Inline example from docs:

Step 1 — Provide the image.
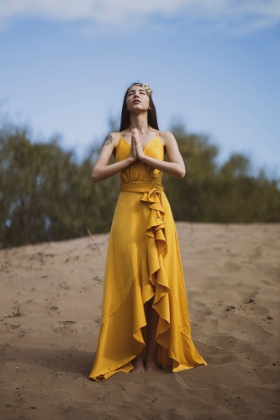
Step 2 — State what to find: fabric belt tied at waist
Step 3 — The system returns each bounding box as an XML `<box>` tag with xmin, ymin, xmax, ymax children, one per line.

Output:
<box><xmin>120</xmin><ymin>181</ymin><xmax>163</xmax><ymax>195</ymax></box>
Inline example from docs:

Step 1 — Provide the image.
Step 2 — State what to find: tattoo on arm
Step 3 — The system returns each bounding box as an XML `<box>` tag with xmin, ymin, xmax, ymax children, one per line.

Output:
<box><xmin>102</xmin><ymin>134</ymin><xmax>113</xmax><ymax>147</ymax></box>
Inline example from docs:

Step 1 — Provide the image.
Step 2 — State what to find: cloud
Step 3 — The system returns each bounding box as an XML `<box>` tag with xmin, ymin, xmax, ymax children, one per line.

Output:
<box><xmin>0</xmin><ymin>0</ymin><xmax>279</xmax><ymax>34</ymax></box>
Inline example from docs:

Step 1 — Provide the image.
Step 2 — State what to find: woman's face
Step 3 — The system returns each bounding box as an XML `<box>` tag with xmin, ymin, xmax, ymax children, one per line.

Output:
<box><xmin>126</xmin><ymin>84</ymin><xmax>150</xmax><ymax>113</ymax></box>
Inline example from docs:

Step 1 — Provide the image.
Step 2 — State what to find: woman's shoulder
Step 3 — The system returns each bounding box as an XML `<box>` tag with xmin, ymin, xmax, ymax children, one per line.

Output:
<box><xmin>158</xmin><ymin>130</ymin><xmax>176</xmax><ymax>145</ymax></box>
<box><xmin>159</xmin><ymin>130</ymin><xmax>173</xmax><ymax>137</ymax></box>
<box><xmin>110</xmin><ymin>132</ymin><xmax>122</xmax><ymax>139</ymax></box>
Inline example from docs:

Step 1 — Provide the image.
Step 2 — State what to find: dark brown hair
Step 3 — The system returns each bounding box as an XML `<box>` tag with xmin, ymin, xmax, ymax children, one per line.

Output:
<box><xmin>119</xmin><ymin>83</ymin><xmax>159</xmax><ymax>132</ymax></box>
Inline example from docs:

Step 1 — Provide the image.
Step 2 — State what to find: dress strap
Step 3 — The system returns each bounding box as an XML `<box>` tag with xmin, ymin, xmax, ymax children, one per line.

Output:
<box><xmin>157</xmin><ymin>130</ymin><xmax>160</xmax><ymax>137</ymax></box>
<box><xmin>120</xmin><ymin>132</ymin><xmax>123</xmax><ymax>138</ymax></box>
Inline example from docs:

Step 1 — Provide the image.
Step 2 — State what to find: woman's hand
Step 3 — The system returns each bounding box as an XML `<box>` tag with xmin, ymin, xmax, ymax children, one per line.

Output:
<box><xmin>131</xmin><ymin>128</ymin><xmax>145</xmax><ymax>161</ymax></box>
<box><xmin>130</xmin><ymin>129</ymin><xmax>138</xmax><ymax>162</ymax></box>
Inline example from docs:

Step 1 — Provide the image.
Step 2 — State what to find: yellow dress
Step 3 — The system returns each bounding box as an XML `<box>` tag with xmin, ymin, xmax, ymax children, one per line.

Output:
<box><xmin>89</xmin><ymin>133</ymin><xmax>207</xmax><ymax>380</ymax></box>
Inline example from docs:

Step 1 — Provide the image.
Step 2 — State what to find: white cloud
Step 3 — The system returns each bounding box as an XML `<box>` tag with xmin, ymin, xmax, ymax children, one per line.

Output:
<box><xmin>0</xmin><ymin>0</ymin><xmax>279</xmax><ymax>33</ymax></box>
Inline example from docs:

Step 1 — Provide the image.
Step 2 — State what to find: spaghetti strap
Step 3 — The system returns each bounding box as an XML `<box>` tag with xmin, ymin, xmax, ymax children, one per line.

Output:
<box><xmin>157</xmin><ymin>130</ymin><xmax>160</xmax><ymax>137</ymax></box>
<box><xmin>120</xmin><ymin>132</ymin><xmax>123</xmax><ymax>138</ymax></box>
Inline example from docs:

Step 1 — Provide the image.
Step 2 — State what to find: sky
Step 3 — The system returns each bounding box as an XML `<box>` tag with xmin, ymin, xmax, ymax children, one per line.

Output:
<box><xmin>0</xmin><ymin>0</ymin><xmax>280</xmax><ymax>176</ymax></box>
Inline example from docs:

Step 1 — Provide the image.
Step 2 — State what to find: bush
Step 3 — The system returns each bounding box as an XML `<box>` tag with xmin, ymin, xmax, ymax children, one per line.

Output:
<box><xmin>0</xmin><ymin>119</ymin><xmax>279</xmax><ymax>249</ymax></box>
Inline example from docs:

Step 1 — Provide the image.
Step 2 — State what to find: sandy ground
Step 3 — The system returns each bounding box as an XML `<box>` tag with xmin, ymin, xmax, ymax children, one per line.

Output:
<box><xmin>0</xmin><ymin>223</ymin><xmax>279</xmax><ymax>420</ymax></box>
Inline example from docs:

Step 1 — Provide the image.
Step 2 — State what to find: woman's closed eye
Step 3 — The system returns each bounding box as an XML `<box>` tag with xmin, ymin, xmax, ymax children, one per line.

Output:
<box><xmin>128</xmin><ymin>90</ymin><xmax>146</xmax><ymax>96</ymax></box>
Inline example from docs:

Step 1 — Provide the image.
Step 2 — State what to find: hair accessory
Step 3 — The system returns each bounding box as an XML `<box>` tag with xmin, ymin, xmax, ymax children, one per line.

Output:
<box><xmin>141</xmin><ymin>83</ymin><xmax>153</xmax><ymax>95</ymax></box>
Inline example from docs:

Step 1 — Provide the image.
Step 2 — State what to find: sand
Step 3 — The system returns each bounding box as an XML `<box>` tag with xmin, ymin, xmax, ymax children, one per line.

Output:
<box><xmin>0</xmin><ymin>223</ymin><xmax>279</xmax><ymax>420</ymax></box>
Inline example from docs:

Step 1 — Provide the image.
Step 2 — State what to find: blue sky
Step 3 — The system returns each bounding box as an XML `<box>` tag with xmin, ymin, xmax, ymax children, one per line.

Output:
<box><xmin>0</xmin><ymin>0</ymin><xmax>279</xmax><ymax>176</ymax></box>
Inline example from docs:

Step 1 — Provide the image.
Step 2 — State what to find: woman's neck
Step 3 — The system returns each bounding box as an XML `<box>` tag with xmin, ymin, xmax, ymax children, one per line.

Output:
<box><xmin>128</xmin><ymin>113</ymin><xmax>149</xmax><ymax>134</ymax></box>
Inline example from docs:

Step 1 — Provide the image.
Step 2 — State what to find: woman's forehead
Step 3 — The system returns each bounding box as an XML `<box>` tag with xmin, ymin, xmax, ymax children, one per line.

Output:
<box><xmin>127</xmin><ymin>84</ymin><xmax>145</xmax><ymax>93</ymax></box>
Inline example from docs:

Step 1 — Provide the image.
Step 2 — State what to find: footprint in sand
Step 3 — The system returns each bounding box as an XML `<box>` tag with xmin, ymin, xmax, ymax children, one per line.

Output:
<box><xmin>58</xmin><ymin>282</ymin><xmax>70</xmax><ymax>290</ymax></box>
<box><xmin>213</xmin><ymin>335</ymin><xmax>238</xmax><ymax>349</ymax></box>
<box><xmin>18</xmin><ymin>328</ymin><xmax>33</xmax><ymax>338</ymax></box>
<box><xmin>250</xmin><ymin>246</ymin><xmax>262</xmax><ymax>260</ymax></box>
<box><xmin>95</xmin><ymin>317</ymin><xmax>102</xmax><ymax>325</ymax></box>
<box><xmin>224</xmin><ymin>262</ymin><xmax>241</xmax><ymax>271</ymax></box>
<box><xmin>80</xmin><ymin>285</ymin><xmax>93</xmax><ymax>292</ymax></box>
<box><xmin>92</xmin><ymin>276</ymin><xmax>103</xmax><ymax>286</ymax></box>
<box><xmin>53</xmin><ymin>321</ymin><xmax>77</xmax><ymax>334</ymax></box>
<box><xmin>241</xmin><ymin>297</ymin><xmax>268</xmax><ymax>316</ymax></box>
<box><xmin>225</xmin><ymin>305</ymin><xmax>236</xmax><ymax>312</ymax></box>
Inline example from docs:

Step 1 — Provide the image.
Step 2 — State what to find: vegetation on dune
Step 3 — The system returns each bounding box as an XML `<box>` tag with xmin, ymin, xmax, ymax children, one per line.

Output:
<box><xmin>165</xmin><ymin>124</ymin><xmax>280</xmax><ymax>223</ymax></box>
<box><xmin>0</xmin><ymin>119</ymin><xmax>279</xmax><ymax>248</ymax></box>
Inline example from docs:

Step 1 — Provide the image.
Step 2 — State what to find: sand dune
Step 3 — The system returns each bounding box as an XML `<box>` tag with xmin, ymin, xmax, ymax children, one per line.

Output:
<box><xmin>0</xmin><ymin>223</ymin><xmax>279</xmax><ymax>420</ymax></box>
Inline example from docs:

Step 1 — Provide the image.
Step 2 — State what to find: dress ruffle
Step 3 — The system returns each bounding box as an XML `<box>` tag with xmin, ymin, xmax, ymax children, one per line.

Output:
<box><xmin>122</xmin><ymin>182</ymin><xmax>171</xmax><ymax>343</ymax></box>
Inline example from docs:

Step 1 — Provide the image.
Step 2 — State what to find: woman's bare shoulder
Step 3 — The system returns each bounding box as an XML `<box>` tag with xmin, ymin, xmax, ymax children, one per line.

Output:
<box><xmin>159</xmin><ymin>131</ymin><xmax>176</xmax><ymax>146</ymax></box>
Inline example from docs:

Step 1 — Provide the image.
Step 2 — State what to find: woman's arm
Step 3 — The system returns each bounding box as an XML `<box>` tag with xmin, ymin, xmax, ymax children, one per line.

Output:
<box><xmin>133</xmin><ymin>130</ymin><xmax>186</xmax><ymax>178</ymax></box>
<box><xmin>91</xmin><ymin>133</ymin><xmax>137</xmax><ymax>183</ymax></box>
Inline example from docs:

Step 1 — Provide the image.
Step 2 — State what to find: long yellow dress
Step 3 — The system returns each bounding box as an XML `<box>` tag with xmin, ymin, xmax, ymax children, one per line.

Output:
<box><xmin>89</xmin><ymin>133</ymin><xmax>207</xmax><ymax>381</ymax></box>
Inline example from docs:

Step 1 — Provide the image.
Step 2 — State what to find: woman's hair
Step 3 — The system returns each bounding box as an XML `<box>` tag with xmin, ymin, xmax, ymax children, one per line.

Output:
<box><xmin>119</xmin><ymin>83</ymin><xmax>159</xmax><ymax>132</ymax></box>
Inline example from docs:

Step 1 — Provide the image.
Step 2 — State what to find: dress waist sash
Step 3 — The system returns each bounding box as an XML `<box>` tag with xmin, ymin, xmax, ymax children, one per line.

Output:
<box><xmin>120</xmin><ymin>181</ymin><xmax>164</xmax><ymax>195</ymax></box>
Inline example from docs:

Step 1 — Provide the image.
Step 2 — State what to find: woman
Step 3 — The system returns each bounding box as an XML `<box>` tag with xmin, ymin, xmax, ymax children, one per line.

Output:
<box><xmin>89</xmin><ymin>83</ymin><xmax>206</xmax><ymax>380</ymax></box>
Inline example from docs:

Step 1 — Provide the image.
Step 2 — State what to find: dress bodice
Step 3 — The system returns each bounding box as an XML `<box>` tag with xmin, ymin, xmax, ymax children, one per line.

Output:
<box><xmin>115</xmin><ymin>135</ymin><xmax>164</xmax><ymax>185</ymax></box>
